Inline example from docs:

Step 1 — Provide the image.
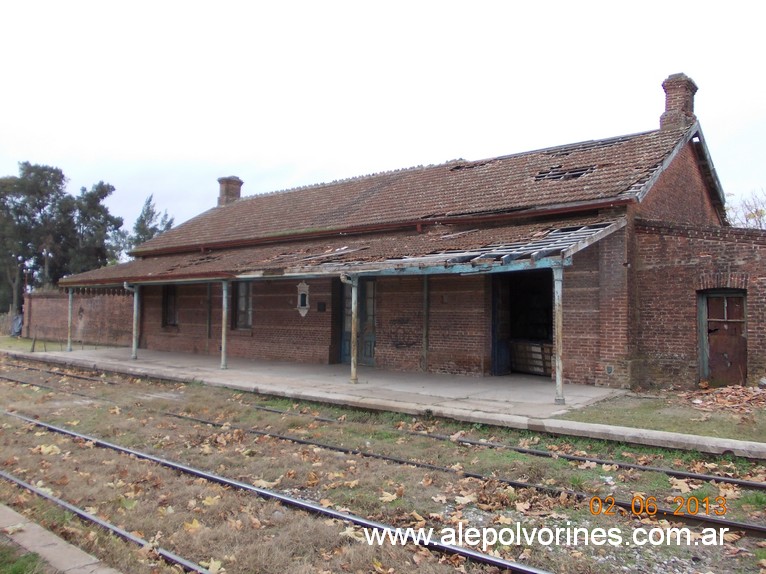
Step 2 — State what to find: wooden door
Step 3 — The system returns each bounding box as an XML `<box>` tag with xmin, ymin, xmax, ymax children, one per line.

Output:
<box><xmin>704</xmin><ymin>293</ymin><xmax>747</xmax><ymax>386</ymax></box>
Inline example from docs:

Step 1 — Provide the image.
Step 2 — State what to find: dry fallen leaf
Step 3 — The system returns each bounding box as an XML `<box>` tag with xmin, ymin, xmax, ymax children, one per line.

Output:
<box><xmin>33</xmin><ymin>444</ymin><xmax>61</xmax><ymax>456</ymax></box>
<box><xmin>252</xmin><ymin>477</ymin><xmax>282</xmax><ymax>489</ymax></box>
<box><xmin>379</xmin><ymin>492</ymin><xmax>398</xmax><ymax>503</ymax></box>
<box><xmin>515</xmin><ymin>501</ymin><xmax>531</xmax><ymax>513</ymax></box>
<box><xmin>200</xmin><ymin>558</ymin><xmax>225</xmax><ymax>574</ymax></box>
<box><xmin>183</xmin><ymin>518</ymin><xmax>203</xmax><ymax>534</ymax></box>
<box><xmin>1</xmin><ymin>523</ymin><xmax>25</xmax><ymax>535</ymax></box>
<box><xmin>669</xmin><ymin>477</ymin><xmax>696</xmax><ymax>493</ymax></box>
<box><xmin>454</xmin><ymin>494</ymin><xmax>476</xmax><ymax>505</ymax></box>
<box><xmin>339</xmin><ymin>525</ymin><xmax>365</xmax><ymax>541</ymax></box>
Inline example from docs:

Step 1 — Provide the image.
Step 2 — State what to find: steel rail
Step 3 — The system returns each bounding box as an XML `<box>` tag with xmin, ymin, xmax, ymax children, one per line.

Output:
<box><xmin>427</xmin><ymin>433</ymin><xmax>766</xmax><ymax>491</ymax></box>
<box><xmin>6</xmin><ymin>409</ymin><xmax>766</xmax><ymax>540</ymax></box>
<box><xmin>2</xmin><ymin>411</ymin><xmax>553</xmax><ymax>574</ymax></box>
<box><xmin>3</xmin><ymin>366</ymin><xmax>764</xmax><ymax>492</ymax></box>
<box><xmin>163</xmin><ymin>413</ymin><xmax>766</xmax><ymax>538</ymax></box>
<box><xmin>0</xmin><ymin>469</ymin><xmax>211</xmax><ymax>574</ymax></box>
<box><xmin>2</xmin><ymin>367</ymin><xmax>765</xmax><ymax>494</ymax></box>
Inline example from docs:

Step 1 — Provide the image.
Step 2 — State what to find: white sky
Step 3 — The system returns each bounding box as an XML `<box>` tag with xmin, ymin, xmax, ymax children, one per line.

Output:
<box><xmin>1</xmin><ymin>1</ymin><xmax>764</xmax><ymax>228</ymax></box>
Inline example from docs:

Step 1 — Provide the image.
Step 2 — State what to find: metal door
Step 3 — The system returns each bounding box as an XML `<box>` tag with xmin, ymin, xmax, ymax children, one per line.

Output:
<box><xmin>702</xmin><ymin>292</ymin><xmax>747</xmax><ymax>386</ymax></box>
<box><xmin>341</xmin><ymin>280</ymin><xmax>375</xmax><ymax>366</ymax></box>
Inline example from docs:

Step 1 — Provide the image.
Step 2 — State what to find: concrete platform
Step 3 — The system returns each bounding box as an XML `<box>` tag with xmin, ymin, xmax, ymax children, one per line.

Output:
<box><xmin>11</xmin><ymin>347</ymin><xmax>618</xmax><ymax>419</ymax></box>
<box><xmin>0</xmin><ymin>504</ymin><xmax>122</xmax><ymax>574</ymax></box>
<box><xmin>5</xmin><ymin>347</ymin><xmax>766</xmax><ymax>459</ymax></box>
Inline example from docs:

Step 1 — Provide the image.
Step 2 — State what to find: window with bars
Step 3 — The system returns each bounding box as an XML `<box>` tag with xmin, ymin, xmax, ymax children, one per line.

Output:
<box><xmin>232</xmin><ymin>281</ymin><xmax>253</xmax><ymax>329</ymax></box>
<box><xmin>162</xmin><ymin>285</ymin><xmax>178</xmax><ymax>327</ymax></box>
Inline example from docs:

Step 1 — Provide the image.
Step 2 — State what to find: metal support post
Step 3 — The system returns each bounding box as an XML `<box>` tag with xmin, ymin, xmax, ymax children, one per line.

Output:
<box><xmin>553</xmin><ymin>266</ymin><xmax>565</xmax><ymax>405</ymax></box>
<box><xmin>66</xmin><ymin>289</ymin><xmax>73</xmax><ymax>352</ymax></box>
<box><xmin>339</xmin><ymin>274</ymin><xmax>360</xmax><ymax>384</ymax></box>
<box><xmin>131</xmin><ymin>285</ymin><xmax>140</xmax><ymax>360</ymax></box>
<box><xmin>221</xmin><ymin>281</ymin><xmax>229</xmax><ymax>370</ymax></box>
<box><xmin>349</xmin><ymin>277</ymin><xmax>359</xmax><ymax>383</ymax></box>
<box><xmin>422</xmin><ymin>275</ymin><xmax>429</xmax><ymax>371</ymax></box>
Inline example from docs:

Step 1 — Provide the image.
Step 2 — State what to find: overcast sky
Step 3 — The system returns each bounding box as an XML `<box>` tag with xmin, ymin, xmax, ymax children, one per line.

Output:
<box><xmin>1</xmin><ymin>1</ymin><xmax>764</xmax><ymax>229</ymax></box>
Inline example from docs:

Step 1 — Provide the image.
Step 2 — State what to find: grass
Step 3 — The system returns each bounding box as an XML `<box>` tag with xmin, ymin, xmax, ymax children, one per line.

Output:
<box><xmin>2</xmin><ymin>362</ymin><xmax>765</xmax><ymax>574</ymax></box>
<box><xmin>0</xmin><ymin>543</ymin><xmax>45</xmax><ymax>574</ymax></box>
<box><xmin>0</xmin><ymin>336</ymin><xmax>118</xmax><ymax>354</ymax></box>
<box><xmin>555</xmin><ymin>393</ymin><xmax>766</xmax><ymax>443</ymax></box>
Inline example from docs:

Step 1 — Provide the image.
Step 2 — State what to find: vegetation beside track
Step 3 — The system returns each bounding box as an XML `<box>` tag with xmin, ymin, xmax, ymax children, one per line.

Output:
<box><xmin>1</xmin><ymin>357</ymin><xmax>765</xmax><ymax>573</ymax></box>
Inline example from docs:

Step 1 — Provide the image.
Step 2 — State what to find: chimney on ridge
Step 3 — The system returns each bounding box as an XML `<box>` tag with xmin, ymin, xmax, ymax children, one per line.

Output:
<box><xmin>217</xmin><ymin>176</ymin><xmax>243</xmax><ymax>207</ymax></box>
<box><xmin>660</xmin><ymin>73</ymin><xmax>698</xmax><ymax>131</ymax></box>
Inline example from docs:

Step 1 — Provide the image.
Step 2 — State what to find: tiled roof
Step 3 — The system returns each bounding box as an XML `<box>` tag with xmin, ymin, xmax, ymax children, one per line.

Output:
<box><xmin>60</xmin><ymin>215</ymin><xmax>616</xmax><ymax>286</ymax></box>
<box><xmin>132</xmin><ymin>126</ymin><xmax>692</xmax><ymax>256</ymax></box>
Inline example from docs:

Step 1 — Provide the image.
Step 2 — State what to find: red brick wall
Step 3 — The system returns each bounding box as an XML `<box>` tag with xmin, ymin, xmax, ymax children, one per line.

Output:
<box><xmin>375</xmin><ymin>277</ymin><xmax>425</xmax><ymax>372</ymax></box>
<box><xmin>375</xmin><ymin>275</ymin><xmax>490</xmax><ymax>375</ymax></box>
<box><xmin>23</xmin><ymin>291</ymin><xmax>133</xmax><ymax>346</ymax></box>
<box><xmin>425</xmin><ymin>275</ymin><xmax>490</xmax><ymax>375</ymax></box>
<box><xmin>562</xmin><ymin>245</ymin><xmax>601</xmax><ymax>385</ymax></box>
<box><xmin>596</xmin><ymin>228</ymin><xmax>632</xmax><ymax>387</ymax></box>
<box><xmin>636</xmin><ymin>143</ymin><xmax>721</xmax><ymax>226</ymax></box>
<box><xmin>140</xmin><ymin>279</ymin><xmax>337</xmax><ymax>363</ymax></box>
<box><xmin>559</xmin><ymin>229</ymin><xmax>632</xmax><ymax>388</ymax></box>
<box><xmin>137</xmin><ymin>275</ymin><xmax>491</xmax><ymax>375</ymax></box>
<box><xmin>634</xmin><ymin>220</ymin><xmax>766</xmax><ymax>388</ymax></box>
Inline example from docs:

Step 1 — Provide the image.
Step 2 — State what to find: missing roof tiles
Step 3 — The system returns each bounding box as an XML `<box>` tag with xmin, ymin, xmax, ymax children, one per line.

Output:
<box><xmin>534</xmin><ymin>165</ymin><xmax>595</xmax><ymax>182</ymax></box>
<box><xmin>449</xmin><ymin>159</ymin><xmax>494</xmax><ymax>171</ymax></box>
<box><xmin>440</xmin><ymin>229</ymin><xmax>479</xmax><ymax>240</ymax></box>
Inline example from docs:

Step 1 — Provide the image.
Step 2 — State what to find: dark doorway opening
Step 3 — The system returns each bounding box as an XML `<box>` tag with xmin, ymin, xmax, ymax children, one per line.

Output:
<box><xmin>492</xmin><ymin>270</ymin><xmax>553</xmax><ymax>375</ymax></box>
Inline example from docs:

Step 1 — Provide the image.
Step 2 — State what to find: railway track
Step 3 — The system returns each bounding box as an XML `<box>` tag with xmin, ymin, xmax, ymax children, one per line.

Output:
<box><xmin>1</xmin><ymin>410</ymin><xmax>550</xmax><ymax>574</ymax></box>
<box><xmin>1</xmin><ymin>468</ymin><xmax>212</xmax><ymax>573</ymax></box>
<box><xmin>2</xmin><ymin>360</ymin><xmax>764</xmax><ymax>491</ymax></box>
<box><xmin>2</xmin><ymin>357</ymin><xmax>765</xmax><ymax>573</ymax></box>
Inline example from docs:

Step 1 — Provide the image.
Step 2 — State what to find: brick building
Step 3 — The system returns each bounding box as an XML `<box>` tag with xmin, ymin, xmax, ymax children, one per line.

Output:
<box><xmin>56</xmin><ymin>74</ymin><xmax>766</xmax><ymax>396</ymax></box>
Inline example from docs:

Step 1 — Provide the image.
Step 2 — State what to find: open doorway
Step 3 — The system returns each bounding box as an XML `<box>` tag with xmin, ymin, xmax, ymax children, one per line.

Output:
<box><xmin>492</xmin><ymin>270</ymin><xmax>553</xmax><ymax>376</ymax></box>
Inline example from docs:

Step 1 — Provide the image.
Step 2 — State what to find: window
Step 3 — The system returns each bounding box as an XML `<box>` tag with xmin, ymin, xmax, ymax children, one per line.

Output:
<box><xmin>233</xmin><ymin>281</ymin><xmax>253</xmax><ymax>329</ymax></box>
<box><xmin>162</xmin><ymin>285</ymin><xmax>178</xmax><ymax>326</ymax></box>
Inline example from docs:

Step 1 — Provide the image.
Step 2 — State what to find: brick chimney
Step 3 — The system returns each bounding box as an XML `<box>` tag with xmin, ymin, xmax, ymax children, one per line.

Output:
<box><xmin>660</xmin><ymin>73</ymin><xmax>698</xmax><ymax>131</ymax></box>
<box><xmin>217</xmin><ymin>176</ymin><xmax>243</xmax><ymax>207</ymax></box>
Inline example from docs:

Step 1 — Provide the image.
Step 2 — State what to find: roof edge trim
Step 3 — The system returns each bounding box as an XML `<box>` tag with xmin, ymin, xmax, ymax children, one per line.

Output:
<box><xmin>561</xmin><ymin>219</ymin><xmax>628</xmax><ymax>259</ymax></box>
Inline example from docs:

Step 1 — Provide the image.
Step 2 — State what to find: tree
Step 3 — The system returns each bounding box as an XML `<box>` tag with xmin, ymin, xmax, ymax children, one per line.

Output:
<box><xmin>0</xmin><ymin>162</ymin><xmax>125</xmax><ymax>313</ymax></box>
<box><xmin>67</xmin><ymin>182</ymin><xmax>124</xmax><ymax>274</ymax></box>
<box><xmin>0</xmin><ymin>162</ymin><xmax>70</xmax><ymax>312</ymax></box>
<box><xmin>727</xmin><ymin>189</ymin><xmax>766</xmax><ymax>229</ymax></box>
<box><xmin>131</xmin><ymin>194</ymin><xmax>174</xmax><ymax>249</ymax></box>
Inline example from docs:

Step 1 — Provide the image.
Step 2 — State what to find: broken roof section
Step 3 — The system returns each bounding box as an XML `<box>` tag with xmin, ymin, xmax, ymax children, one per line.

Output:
<box><xmin>129</xmin><ymin>124</ymin><xmax>716</xmax><ymax>258</ymax></box>
<box><xmin>60</xmin><ymin>216</ymin><xmax>624</xmax><ymax>287</ymax></box>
